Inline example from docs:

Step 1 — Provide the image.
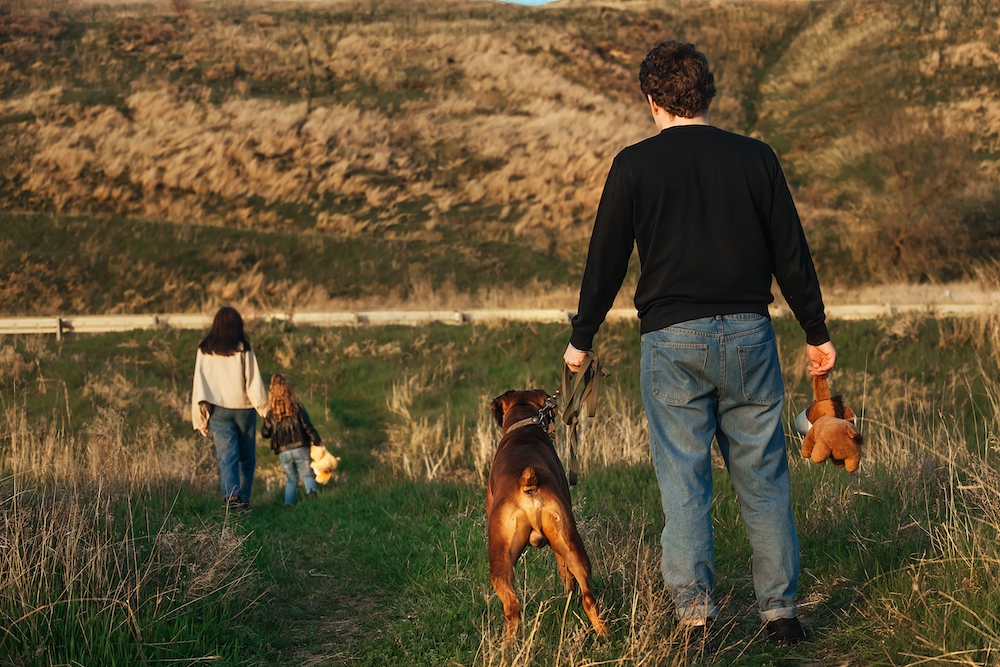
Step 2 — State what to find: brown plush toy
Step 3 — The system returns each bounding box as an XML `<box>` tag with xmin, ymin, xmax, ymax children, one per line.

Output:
<box><xmin>797</xmin><ymin>375</ymin><xmax>864</xmax><ymax>473</ymax></box>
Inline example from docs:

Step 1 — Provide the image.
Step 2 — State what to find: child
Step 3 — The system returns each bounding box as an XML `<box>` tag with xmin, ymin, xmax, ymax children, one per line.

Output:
<box><xmin>260</xmin><ymin>374</ymin><xmax>320</xmax><ymax>505</ymax></box>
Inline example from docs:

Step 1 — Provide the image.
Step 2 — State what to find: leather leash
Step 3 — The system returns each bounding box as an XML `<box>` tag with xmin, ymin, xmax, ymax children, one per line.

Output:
<box><xmin>559</xmin><ymin>351</ymin><xmax>610</xmax><ymax>486</ymax></box>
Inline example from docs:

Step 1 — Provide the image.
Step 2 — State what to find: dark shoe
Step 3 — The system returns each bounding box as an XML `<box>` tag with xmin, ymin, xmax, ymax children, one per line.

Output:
<box><xmin>306</xmin><ymin>490</ymin><xmax>317</xmax><ymax>501</ymax></box>
<box><xmin>223</xmin><ymin>496</ymin><xmax>251</xmax><ymax>514</ymax></box>
<box><xmin>766</xmin><ymin>617</ymin><xmax>805</xmax><ymax>645</ymax></box>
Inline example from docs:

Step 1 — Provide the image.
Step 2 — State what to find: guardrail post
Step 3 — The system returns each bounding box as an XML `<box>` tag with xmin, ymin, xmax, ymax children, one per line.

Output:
<box><xmin>55</xmin><ymin>317</ymin><xmax>62</xmax><ymax>342</ymax></box>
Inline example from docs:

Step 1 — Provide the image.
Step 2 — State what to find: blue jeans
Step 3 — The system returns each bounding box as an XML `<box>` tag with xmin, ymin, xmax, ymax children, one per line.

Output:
<box><xmin>279</xmin><ymin>446</ymin><xmax>318</xmax><ymax>505</ymax></box>
<box><xmin>208</xmin><ymin>407</ymin><xmax>257</xmax><ymax>504</ymax></box>
<box><xmin>640</xmin><ymin>314</ymin><xmax>799</xmax><ymax>623</ymax></box>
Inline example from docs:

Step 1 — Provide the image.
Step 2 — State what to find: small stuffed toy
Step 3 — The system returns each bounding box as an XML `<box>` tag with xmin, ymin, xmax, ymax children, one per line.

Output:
<box><xmin>797</xmin><ymin>375</ymin><xmax>863</xmax><ymax>473</ymax></box>
<box><xmin>310</xmin><ymin>444</ymin><xmax>341</xmax><ymax>484</ymax></box>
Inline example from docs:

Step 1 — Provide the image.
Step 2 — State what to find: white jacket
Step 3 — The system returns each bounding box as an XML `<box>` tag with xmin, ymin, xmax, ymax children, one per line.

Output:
<box><xmin>191</xmin><ymin>346</ymin><xmax>269</xmax><ymax>430</ymax></box>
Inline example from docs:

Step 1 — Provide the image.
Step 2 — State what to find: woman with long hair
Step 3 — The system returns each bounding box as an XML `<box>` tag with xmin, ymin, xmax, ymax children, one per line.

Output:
<box><xmin>260</xmin><ymin>374</ymin><xmax>321</xmax><ymax>505</ymax></box>
<box><xmin>191</xmin><ymin>306</ymin><xmax>269</xmax><ymax>511</ymax></box>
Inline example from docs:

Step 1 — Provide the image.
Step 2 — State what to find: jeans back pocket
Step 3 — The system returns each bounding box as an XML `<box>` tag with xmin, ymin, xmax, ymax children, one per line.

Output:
<box><xmin>651</xmin><ymin>342</ymin><xmax>709</xmax><ymax>405</ymax></box>
<box><xmin>737</xmin><ymin>338</ymin><xmax>783</xmax><ymax>405</ymax></box>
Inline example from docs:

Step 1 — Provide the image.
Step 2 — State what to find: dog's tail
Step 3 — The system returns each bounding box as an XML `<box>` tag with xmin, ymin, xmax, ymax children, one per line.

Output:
<box><xmin>519</xmin><ymin>467</ymin><xmax>538</xmax><ymax>496</ymax></box>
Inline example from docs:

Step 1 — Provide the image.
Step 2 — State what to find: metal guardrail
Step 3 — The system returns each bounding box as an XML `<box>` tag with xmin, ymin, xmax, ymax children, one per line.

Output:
<box><xmin>0</xmin><ymin>303</ymin><xmax>996</xmax><ymax>337</ymax></box>
<box><xmin>0</xmin><ymin>310</ymin><xmax>588</xmax><ymax>338</ymax></box>
<box><xmin>779</xmin><ymin>303</ymin><xmax>997</xmax><ymax>321</ymax></box>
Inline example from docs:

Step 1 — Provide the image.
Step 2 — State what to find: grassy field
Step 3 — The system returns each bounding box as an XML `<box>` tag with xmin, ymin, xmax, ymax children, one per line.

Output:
<box><xmin>3</xmin><ymin>0</ymin><xmax>1000</xmax><ymax>663</ymax></box>
<box><xmin>3</xmin><ymin>316</ymin><xmax>1000</xmax><ymax>665</ymax></box>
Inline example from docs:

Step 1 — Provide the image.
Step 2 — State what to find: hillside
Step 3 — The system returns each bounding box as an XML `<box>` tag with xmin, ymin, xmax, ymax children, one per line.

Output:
<box><xmin>0</xmin><ymin>0</ymin><xmax>998</xmax><ymax>315</ymax></box>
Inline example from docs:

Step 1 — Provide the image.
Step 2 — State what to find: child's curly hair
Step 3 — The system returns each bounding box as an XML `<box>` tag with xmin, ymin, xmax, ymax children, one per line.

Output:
<box><xmin>268</xmin><ymin>374</ymin><xmax>299</xmax><ymax>421</ymax></box>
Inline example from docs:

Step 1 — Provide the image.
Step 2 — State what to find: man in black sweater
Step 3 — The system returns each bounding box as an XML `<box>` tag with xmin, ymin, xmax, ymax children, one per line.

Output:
<box><xmin>564</xmin><ymin>41</ymin><xmax>836</xmax><ymax>645</ymax></box>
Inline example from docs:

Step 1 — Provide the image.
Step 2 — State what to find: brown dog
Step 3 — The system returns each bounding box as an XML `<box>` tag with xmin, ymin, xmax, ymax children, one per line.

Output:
<box><xmin>487</xmin><ymin>389</ymin><xmax>609</xmax><ymax>641</ymax></box>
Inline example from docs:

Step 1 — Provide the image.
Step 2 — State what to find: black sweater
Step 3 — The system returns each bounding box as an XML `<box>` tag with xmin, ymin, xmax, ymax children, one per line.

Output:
<box><xmin>260</xmin><ymin>406</ymin><xmax>322</xmax><ymax>455</ymax></box>
<box><xmin>570</xmin><ymin>125</ymin><xmax>829</xmax><ymax>351</ymax></box>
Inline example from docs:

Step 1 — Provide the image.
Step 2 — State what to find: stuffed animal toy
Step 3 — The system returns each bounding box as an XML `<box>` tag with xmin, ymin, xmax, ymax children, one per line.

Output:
<box><xmin>310</xmin><ymin>444</ymin><xmax>341</xmax><ymax>484</ymax></box>
<box><xmin>796</xmin><ymin>375</ymin><xmax>863</xmax><ymax>473</ymax></box>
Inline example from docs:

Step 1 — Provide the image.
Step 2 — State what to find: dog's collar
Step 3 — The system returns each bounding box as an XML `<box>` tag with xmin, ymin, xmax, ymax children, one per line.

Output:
<box><xmin>506</xmin><ymin>414</ymin><xmax>550</xmax><ymax>435</ymax></box>
<box><xmin>505</xmin><ymin>393</ymin><xmax>559</xmax><ymax>436</ymax></box>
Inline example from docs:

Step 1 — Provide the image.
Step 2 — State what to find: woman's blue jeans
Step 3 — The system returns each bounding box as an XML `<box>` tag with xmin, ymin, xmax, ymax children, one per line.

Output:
<box><xmin>279</xmin><ymin>446</ymin><xmax>318</xmax><ymax>505</ymax></box>
<box><xmin>208</xmin><ymin>407</ymin><xmax>257</xmax><ymax>504</ymax></box>
<box><xmin>640</xmin><ymin>314</ymin><xmax>799</xmax><ymax>623</ymax></box>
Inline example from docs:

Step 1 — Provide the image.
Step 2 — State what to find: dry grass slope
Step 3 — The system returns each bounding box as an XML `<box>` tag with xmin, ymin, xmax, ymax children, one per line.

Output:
<box><xmin>0</xmin><ymin>0</ymin><xmax>997</xmax><ymax>314</ymax></box>
<box><xmin>759</xmin><ymin>0</ymin><xmax>1000</xmax><ymax>282</ymax></box>
<box><xmin>0</xmin><ymin>0</ymin><xmax>802</xmax><ymax>242</ymax></box>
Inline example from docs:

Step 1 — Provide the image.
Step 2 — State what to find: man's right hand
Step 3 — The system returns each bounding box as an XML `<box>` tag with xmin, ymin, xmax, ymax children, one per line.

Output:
<box><xmin>806</xmin><ymin>341</ymin><xmax>836</xmax><ymax>377</ymax></box>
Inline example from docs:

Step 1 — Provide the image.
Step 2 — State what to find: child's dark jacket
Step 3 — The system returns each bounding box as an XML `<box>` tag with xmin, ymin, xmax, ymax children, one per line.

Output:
<box><xmin>260</xmin><ymin>406</ymin><xmax>321</xmax><ymax>454</ymax></box>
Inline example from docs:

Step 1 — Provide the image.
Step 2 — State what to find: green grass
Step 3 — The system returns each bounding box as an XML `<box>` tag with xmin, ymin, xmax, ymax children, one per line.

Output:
<box><xmin>0</xmin><ymin>212</ymin><xmax>577</xmax><ymax>316</ymax></box>
<box><xmin>0</xmin><ymin>483</ymin><xmax>272</xmax><ymax>667</ymax></box>
<box><xmin>232</xmin><ymin>453</ymin><xmax>987</xmax><ymax>665</ymax></box>
<box><xmin>4</xmin><ymin>317</ymin><xmax>1000</xmax><ymax>664</ymax></box>
<box><xmin>4</xmin><ymin>314</ymin><xmax>996</xmax><ymax>467</ymax></box>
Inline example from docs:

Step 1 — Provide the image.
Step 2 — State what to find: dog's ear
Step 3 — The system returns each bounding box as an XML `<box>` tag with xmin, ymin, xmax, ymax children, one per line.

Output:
<box><xmin>490</xmin><ymin>394</ymin><xmax>507</xmax><ymax>428</ymax></box>
<box><xmin>531</xmin><ymin>389</ymin><xmax>550</xmax><ymax>409</ymax></box>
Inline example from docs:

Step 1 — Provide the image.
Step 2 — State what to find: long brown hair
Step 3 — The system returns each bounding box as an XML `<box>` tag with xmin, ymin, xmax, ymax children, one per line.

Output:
<box><xmin>267</xmin><ymin>374</ymin><xmax>299</xmax><ymax>421</ymax></box>
<box><xmin>199</xmin><ymin>306</ymin><xmax>251</xmax><ymax>356</ymax></box>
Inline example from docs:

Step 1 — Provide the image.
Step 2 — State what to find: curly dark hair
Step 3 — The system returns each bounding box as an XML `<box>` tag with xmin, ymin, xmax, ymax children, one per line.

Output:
<box><xmin>198</xmin><ymin>306</ymin><xmax>251</xmax><ymax>356</ymax></box>
<box><xmin>638</xmin><ymin>41</ymin><xmax>716</xmax><ymax>118</ymax></box>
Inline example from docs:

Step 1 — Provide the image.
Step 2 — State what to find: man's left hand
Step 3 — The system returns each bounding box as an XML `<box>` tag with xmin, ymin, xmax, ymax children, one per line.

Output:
<box><xmin>564</xmin><ymin>343</ymin><xmax>589</xmax><ymax>373</ymax></box>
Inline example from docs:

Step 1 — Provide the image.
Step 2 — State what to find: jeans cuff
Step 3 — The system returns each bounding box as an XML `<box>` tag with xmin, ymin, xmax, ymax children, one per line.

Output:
<box><xmin>759</xmin><ymin>605</ymin><xmax>797</xmax><ymax>622</ymax></box>
<box><xmin>676</xmin><ymin>603</ymin><xmax>720</xmax><ymax>621</ymax></box>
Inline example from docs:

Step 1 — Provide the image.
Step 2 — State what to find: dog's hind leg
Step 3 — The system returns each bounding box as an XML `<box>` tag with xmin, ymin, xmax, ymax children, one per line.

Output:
<box><xmin>548</xmin><ymin>529</ymin><xmax>609</xmax><ymax>638</ymax></box>
<box><xmin>554</xmin><ymin>551</ymin><xmax>576</xmax><ymax>596</ymax></box>
<box><xmin>489</xmin><ymin>513</ymin><xmax>532</xmax><ymax>641</ymax></box>
<box><xmin>567</xmin><ymin>551</ymin><xmax>609</xmax><ymax>637</ymax></box>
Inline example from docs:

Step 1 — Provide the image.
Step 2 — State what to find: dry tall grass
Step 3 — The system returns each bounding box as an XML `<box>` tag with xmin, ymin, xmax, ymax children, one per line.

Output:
<box><xmin>0</xmin><ymin>385</ymin><xmax>259</xmax><ymax>663</ymax></box>
<box><xmin>381</xmin><ymin>373</ymin><xmax>467</xmax><ymax>480</ymax></box>
<box><xmin>2</xmin><ymin>402</ymin><xmax>213</xmax><ymax>488</ymax></box>
<box><xmin>382</xmin><ymin>379</ymin><xmax>649</xmax><ymax>484</ymax></box>
<box><xmin>760</xmin><ymin>0</ymin><xmax>1000</xmax><ymax>282</ymax></box>
<box><xmin>0</xmin><ymin>475</ymin><xmax>257</xmax><ymax>664</ymax></box>
<box><xmin>0</xmin><ymin>0</ymin><xmax>804</xmax><ymax>242</ymax></box>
